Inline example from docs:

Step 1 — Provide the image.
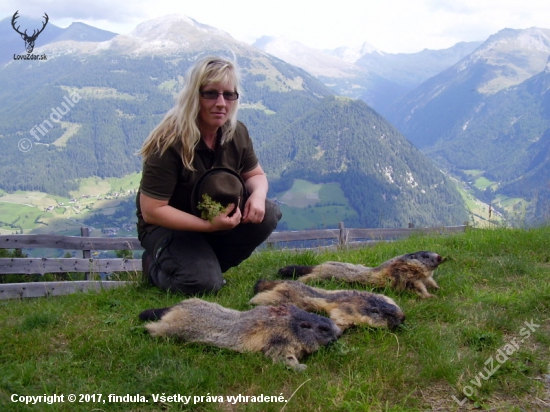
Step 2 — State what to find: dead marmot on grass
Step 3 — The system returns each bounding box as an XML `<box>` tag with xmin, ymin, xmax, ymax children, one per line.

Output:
<box><xmin>250</xmin><ymin>279</ymin><xmax>405</xmax><ymax>330</ymax></box>
<box><xmin>139</xmin><ymin>298</ymin><xmax>342</xmax><ymax>371</ymax></box>
<box><xmin>278</xmin><ymin>251</ymin><xmax>445</xmax><ymax>299</ymax></box>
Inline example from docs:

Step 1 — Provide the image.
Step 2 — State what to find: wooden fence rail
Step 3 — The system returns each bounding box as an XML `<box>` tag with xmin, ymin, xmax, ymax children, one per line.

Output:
<box><xmin>265</xmin><ymin>224</ymin><xmax>467</xmax><ymax>246</ymax></box>
<box><xmin>0</xmin><ymin>234</ymin><xmax>143</xmax><ymax>250</ymax></box>
<box><xmin>0</xmin><ymin>223</ymin><xmax>466</xmax><ymax>299</ymax></box>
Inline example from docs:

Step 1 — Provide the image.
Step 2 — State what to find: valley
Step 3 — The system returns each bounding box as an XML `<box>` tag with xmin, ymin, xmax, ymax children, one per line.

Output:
<box><xmin>459</xmin><ymin>169</ymin><xmax>532</xmax><ymax>226</ymax></box>
<box><xmin>0</xmin><ymin>173</ymin><xmax>140</xmax><ymax>237</ymax></box>
<box><xmin>0</xmin><ymin>175</ymin><xmax>359</xmax><ymax>237</ymax></box>
<box><xmin>0</xmin><ymin>171</ymin><xmax>501</xmax><ymax>243</ymax></box>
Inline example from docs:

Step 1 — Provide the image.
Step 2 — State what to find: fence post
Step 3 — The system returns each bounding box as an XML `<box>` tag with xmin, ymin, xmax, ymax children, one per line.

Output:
<box><xmin>339</xmin><ymin>222</ymin><xmax>347</xmax><ymax>246</ymax></box>
<box><xmin>81</xmin><ymin>227</ymin><xmax>91</xmax><ymax>280</ymax></box>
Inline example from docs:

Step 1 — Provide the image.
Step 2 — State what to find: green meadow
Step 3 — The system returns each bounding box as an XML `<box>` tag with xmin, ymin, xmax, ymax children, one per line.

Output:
<box><xmin>0</xmin><ymin>226</ymin><xmax>549</xmax><ymax>411</ymax></box>
<box><xmin>275</xmin><ymin>179</ymin><xmax>358</xmax><ymax>230</ymax></box>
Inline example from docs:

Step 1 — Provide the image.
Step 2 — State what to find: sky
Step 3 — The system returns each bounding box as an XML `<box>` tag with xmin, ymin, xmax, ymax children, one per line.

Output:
<box><xmin>2</xmin><ymin>0</ymin><xmax>550</xmax><ymax>53</ymax></box>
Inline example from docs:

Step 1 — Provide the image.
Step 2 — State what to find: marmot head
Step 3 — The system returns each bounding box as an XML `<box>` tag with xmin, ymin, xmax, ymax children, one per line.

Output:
<box><xmin>358</xmin><ymin>294</ymin><xmax>405</xmax><ymax>329</ymax></box>
<box><xmin>285</xmin><ymin>305</ymin><xmax>342</xmax><ymax>348</ymax></box>
<box><xmin>325</xmin><ymin>291</ymin><xmax>405</xmax><ymax>330</ymax></box>
<box><xmin>402</xmin><ymin>251</ymin><xmax>446</xmax><ymax>270</ymax></box>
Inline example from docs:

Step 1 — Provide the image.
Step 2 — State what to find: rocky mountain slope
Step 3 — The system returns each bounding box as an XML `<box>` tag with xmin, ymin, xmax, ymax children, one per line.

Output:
<box><xmin>386</xmin><ymin>27</ymin><xmax>550</xmax><ymax>224</ymax></box>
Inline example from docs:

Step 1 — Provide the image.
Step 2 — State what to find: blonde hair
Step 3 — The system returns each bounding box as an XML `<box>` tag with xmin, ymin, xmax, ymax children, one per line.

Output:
<box><xmin>138</xmin><ymin>56</ymin><xmax>241</xmax><ymax>169</ymax></box>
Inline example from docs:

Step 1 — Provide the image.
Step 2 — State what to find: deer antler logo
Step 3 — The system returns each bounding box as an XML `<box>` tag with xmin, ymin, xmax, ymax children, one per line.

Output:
<box><xmin>11</xmin><ymin>11</ymin><xmax>49</xmax><ymax>54</ymax></box>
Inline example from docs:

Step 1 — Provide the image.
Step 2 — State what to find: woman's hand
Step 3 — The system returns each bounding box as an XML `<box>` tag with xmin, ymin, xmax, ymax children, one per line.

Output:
<box><xmin>242</xmin><ymin>192</ymin><xmax>265</xmax><ymax>224</ymax></box>
<box><xmin>241</xmin><ymin>165</ymin><xmax>268</xmax><ymax>224</ymax></box>
<box><xmin>140</xmin><ymin>193</ymin><xmax>240</xmax><ymax>233</ymax></box>
<box><xmin>209</xmin><ymin>203</ymin><xmax>242</xmax><ymax>231</ymax></box>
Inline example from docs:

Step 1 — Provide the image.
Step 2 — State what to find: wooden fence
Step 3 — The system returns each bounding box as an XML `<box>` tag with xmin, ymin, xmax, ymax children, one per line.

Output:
<box><xmin>0</xmin><ymin>223</ymin><xmax>466</xmax><ymax>299</ymax></box>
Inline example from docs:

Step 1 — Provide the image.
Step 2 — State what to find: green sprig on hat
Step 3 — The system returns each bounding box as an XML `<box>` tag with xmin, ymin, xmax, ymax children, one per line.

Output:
<box><xmin>197</xmin><ymin>193</ymin><xmax>226</xmax><ymax>222</ymax></box>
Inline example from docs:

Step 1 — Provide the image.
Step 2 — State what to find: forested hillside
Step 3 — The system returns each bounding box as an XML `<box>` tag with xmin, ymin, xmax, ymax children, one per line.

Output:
<box><xmin>0</xmin><ymin>51</ymin><xmax>330</xmax><ymax>196</ymax></box>
<box><xmin>256</xmin><ymin>97</ymin><xmax>467</xmax><ymax>227</ymax></box>
<box><xmin>430</xmin><ymin>66</ymin><xmax>550</xmax><ymax>225</ymax></box>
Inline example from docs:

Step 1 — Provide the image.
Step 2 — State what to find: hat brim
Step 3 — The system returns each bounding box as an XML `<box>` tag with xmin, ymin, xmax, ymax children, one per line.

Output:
<box><xmin>190</xmin><ymin>167</ymin><xmax>248</xmax><ymax>218</ymax></box>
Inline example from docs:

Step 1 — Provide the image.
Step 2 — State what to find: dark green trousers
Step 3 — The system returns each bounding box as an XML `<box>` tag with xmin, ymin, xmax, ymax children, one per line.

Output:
<box><xmin>141</xmin><ymin>199</ymin><xmax>281</xmax><ymax>295</ymax></box>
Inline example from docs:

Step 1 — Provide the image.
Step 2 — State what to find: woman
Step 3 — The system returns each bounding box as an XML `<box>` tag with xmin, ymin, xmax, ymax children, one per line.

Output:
<box><xmin>136</xmin><ymin>56</ymin><xmax>281</xmax><ymax>295</ymax></box>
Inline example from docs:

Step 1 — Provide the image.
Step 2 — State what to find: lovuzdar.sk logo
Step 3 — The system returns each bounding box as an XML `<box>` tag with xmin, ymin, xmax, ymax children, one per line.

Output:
<box><xmin>12</xmin><ymin>10</ymin><xmax>49</xmax><ymax>61</ymax></box>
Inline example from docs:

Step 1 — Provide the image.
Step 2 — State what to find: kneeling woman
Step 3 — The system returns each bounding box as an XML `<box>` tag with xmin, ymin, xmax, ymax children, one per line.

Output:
<box><xmin>136</xmin><ymin>56</ymin><xmax>281</xmax><ymax>295</ymax></box>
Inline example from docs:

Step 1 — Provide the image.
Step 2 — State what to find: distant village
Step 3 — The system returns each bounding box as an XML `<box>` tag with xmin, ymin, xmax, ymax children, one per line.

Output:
<box><xmin>42</xmin><ymin>189</ymin><xmax>137</xmax><ymax>237</ymax></box>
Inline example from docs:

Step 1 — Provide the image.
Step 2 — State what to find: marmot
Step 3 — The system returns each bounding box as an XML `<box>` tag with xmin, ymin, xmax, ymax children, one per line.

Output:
<box><xmin>250</xmin><ymin>279</ymin><xmax>405</xmax><ymax>330</ymax></box>
<box><xmin>139</xmin><ymin>298</ymin><xmax>342</xmax><ymax>371</ymax></box>
<box><xmin>278</xmin><ymin>251</ymin><xmax>445</xmax><ymax>299</ymax></box>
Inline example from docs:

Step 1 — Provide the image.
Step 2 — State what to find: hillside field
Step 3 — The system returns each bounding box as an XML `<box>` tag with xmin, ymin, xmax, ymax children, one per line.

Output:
<box><xmin>274</xmin><ymin>179</ymin><xmax>358</xmax><ymax>230</ymax></box>
<box><xmin>0</xmin><ymin>226</ymin><xmax>549</xmax><ymax>411</ymax></box>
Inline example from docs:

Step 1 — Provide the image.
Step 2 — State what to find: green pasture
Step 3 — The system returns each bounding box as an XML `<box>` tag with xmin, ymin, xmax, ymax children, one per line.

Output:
<box><xmin>275</xmin><ymin>180</ymin><xmax>358</xmax><ymax>229</ymax></box>
<box><xmin>0</xmin><ymin>226</ymin><xmax>549</xmax><ymax>411</ymax></box>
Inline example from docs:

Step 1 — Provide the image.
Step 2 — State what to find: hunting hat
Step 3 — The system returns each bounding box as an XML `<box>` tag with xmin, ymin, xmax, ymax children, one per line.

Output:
<box><xmin>190</xmin><ymin>167</ymin><xmax>247</xmax><ymax>218</ymax></box>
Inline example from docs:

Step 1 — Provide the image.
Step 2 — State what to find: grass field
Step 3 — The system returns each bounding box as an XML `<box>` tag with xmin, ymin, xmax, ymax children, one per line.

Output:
<box><xmin>1</xmin><ymin>226</ymin><xmax>549</xmax><ymax>411</ymax></box>
<box><xmin>275</xmin><ymin>179</ymin><xmax>358</xmax><ymax>230</ymax></box>
<box><xmin>52</xmin><ymin>122</ymin><xmax>82</xmax><ymax>148</ymax></box>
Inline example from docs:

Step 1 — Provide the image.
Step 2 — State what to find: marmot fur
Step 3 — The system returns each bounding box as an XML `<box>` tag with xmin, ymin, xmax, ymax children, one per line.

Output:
<box><xmin>250</xmin><ymin>279</ymin><xmax>405</xmax><ymax>330</ymax></box>
<box><xmin>278</xmin><ymin>251</ymin><xmax>445</xmax><ymax>299</ymax></box>
<box><xmin>139</xmin><ymin>298</ymin><xmax>342</xmax><ymax>371</ymax></box>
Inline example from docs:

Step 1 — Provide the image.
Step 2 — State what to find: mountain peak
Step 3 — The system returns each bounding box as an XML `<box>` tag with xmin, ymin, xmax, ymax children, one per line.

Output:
<box><xmin>253</xmin><ymin>35</ymin><xmax>361</xmax><ymax>77</ymax></box>
<box><xmin>88</xmin><ymin>14</ymin><xmax>234</xmax><ymax>56</ymax></box>
<box><xmin>326</xmin><ymin>42</ymin><xmax>382</xmax><ymax>63</ymax></box>
<box><xmin>482</xmin><ymin>27</ymin><xmax>550</xmax><ymax>52</ymax></box>
<box><xmin>452</xmin><ymin>27</ymin><xmax>550</xmax><ymax>94</ymax></box>
<box><xmin>53</xmin><ymin>22</ymin><xmax>117</xmax><ymax>43</ymax></box>
<box><xmin>34</xmin><ymin>14</ymin><xmax>238</xmax><ymax>58</ymax></box>
<box><xmin>129</xmin><ymin>14</ymin><xmax>232</xmax><ymax>40</ymax></box>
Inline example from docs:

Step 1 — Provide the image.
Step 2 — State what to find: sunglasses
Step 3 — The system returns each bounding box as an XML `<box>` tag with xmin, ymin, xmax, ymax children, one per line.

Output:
<box><xmin>200</xmin><ymin>90</ymin><xmax>239</xmax><ymax>101</ymax></box>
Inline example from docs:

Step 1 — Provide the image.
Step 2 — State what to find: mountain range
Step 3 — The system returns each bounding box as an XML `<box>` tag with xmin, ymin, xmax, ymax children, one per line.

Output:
<box><xmin>386</xmin><ymin>27</ymin><xmax>550</xmax><ymax>225</ymax></box>
<box><xmin>254</xmin><ymin>25</ymin><xmax>550</xmax><ymax>225</ymax></box>
<box><xmin>1</xmin><ymin>13</ymin><xmax>549</xmax><ymax>228</ymax></box>
<box><xmin>253</xmin><ymin>36</ymin><xmax>482</xmax><ymax>113</ymax></box>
